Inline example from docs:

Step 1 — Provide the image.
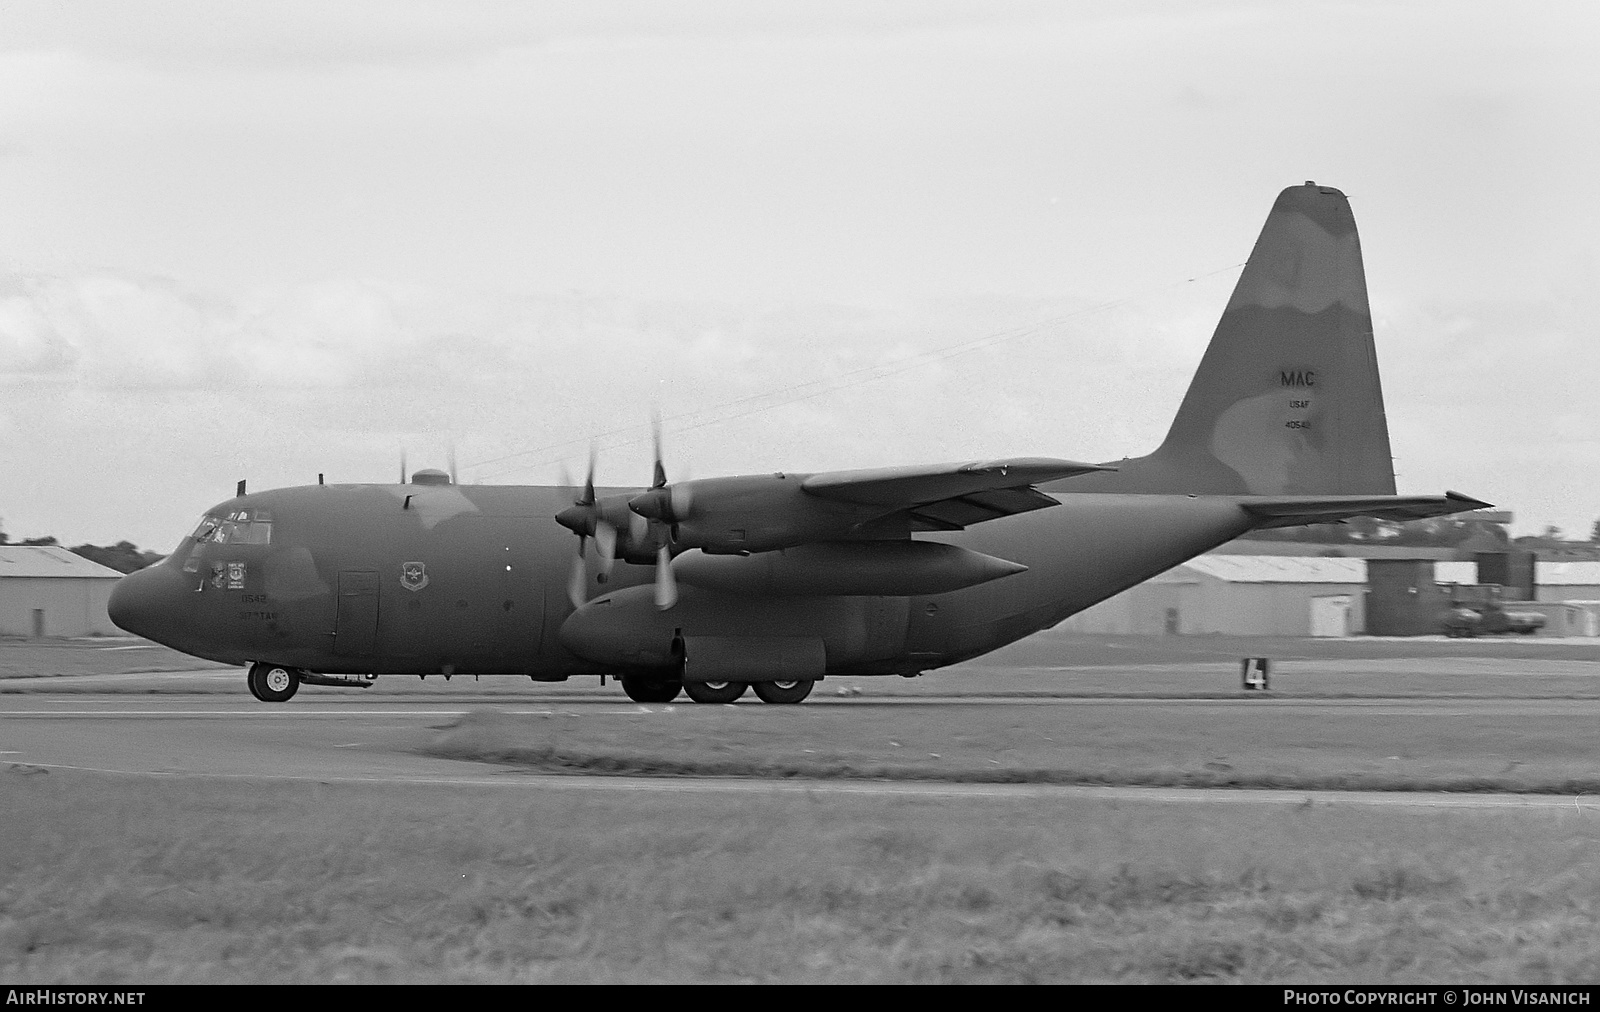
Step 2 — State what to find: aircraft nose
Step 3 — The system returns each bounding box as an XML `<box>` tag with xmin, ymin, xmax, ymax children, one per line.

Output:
<box><xmin>108</xmin><ymin>563</ymin><xmax>190</xmax><ymax>642</ymax></box>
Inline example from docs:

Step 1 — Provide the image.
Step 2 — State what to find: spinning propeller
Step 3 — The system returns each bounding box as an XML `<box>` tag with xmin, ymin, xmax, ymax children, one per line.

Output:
<box><xmin>556</xmin><ymin>426</ymin><xmax>680</xmax><ymax>611</ymax></box>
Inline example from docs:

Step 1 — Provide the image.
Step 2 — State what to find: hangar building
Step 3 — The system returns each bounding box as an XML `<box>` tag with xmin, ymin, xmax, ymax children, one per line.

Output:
<box><xmin>1060</xmin><ymin>556</ymin><xmax>1367</xmax><ymax>637</ymax></box>
<box><xmin>1062</xmin><ymin>554</ymin><xmax>1600</xmax><ymax>638</ymax></box>
<box><xmin>0</xmin><ymin>546</ymin><xmax>124</xmax><ymax>637</ymax></box>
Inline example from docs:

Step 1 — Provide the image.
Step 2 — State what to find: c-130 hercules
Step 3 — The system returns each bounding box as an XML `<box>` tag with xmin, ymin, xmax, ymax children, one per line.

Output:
<box><xmin>110</xmin><ymin>183</ymin><xmax>1488</xmax><ymax>704</ymax></box>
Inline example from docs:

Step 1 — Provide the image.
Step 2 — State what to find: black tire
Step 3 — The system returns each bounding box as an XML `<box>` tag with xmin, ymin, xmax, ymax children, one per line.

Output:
<box><xmin>249</xmin><ymin>662</ymin><xmax>300</xmax><ymax>703</ymax></box>
<box><xmin>752</xmin><ymin>679</ymin><xmax>814</xmax><ymax>704</ymax></box>
<box><xmin>683</xmin><ymin>680</ymin><xmax>747</xmax><ymax>704</ymax></box>
<box><xmin>621</xmin><ymin>673</ymin><xmax>682</xmax><ymax>703</ymax></box>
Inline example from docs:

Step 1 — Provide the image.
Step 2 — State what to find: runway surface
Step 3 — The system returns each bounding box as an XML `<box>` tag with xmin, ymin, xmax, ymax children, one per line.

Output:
<box><xmin>7</xmin><ymin>665</ymin><xmax>1600</xmax><ymax>809</ymax></box>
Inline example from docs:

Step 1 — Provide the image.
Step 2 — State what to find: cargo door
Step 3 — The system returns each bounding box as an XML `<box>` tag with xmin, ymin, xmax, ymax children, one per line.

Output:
<box><xmin>335</xmin><ymin>570</ymin><xmax>380</xmax><ymax>655</ymax></box>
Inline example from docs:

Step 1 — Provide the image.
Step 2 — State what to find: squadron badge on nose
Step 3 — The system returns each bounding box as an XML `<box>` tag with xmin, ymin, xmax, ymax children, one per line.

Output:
<box><xmin>401</xmin><ymin>561</ymin><xmax>429</xmax><ymax>592</ymax></box>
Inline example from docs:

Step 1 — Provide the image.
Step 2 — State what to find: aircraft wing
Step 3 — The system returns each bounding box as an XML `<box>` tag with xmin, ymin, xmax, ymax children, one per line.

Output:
<box><xmin>801</xmin><ymin>457</ymin><xmax>1114</xmax><ymax>532</ymax></box>
<box><xmin>1238</xmin><ymin>491</ymin><xmax>1493</xmax><ymax>530</ymax></box>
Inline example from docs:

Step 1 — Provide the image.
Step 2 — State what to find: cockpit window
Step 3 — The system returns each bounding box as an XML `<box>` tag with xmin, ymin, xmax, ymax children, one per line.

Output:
<box><xmin>190</xmin><ymin>509</ymin><xmax>273</xmax><ymax>546</ymax></box>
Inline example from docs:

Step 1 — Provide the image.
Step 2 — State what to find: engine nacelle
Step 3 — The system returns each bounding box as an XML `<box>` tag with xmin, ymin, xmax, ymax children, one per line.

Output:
<box><xmin>632</xmin><ymin>473</ymin><xmax>871</xmax><ymax>554</ymax></box>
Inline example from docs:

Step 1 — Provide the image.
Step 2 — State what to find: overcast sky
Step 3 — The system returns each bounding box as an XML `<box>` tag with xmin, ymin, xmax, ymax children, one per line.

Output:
<box><xmin>2</xmin><ymin>0</ymin><xmax>1597</xmax><ymax>550</ymax></box>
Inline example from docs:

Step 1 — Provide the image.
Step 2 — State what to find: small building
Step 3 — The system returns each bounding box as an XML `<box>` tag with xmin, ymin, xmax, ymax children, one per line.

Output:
<box><xmin>1366</xmin><ymin>559</ymin><xmax>1453</xmax><ymax>636</ymax></box>
<box><xmin>1534</xmin><ymin>562</ymin><xmax>1600</xmax><ymax>603</ymax></box>
<box><xmin>0</xmin><ymin>546</ymin><xmax>125</xmax><ymax>637</ymax></box>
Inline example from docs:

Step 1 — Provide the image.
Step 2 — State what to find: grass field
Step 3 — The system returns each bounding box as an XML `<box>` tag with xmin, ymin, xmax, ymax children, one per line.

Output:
<box><xmin>4</xmin><ymin>767</ymin><xmax>1600</xmax><ymax>984</ymax></box>
<box><xmin>6</xmin><ymin>634</ymin><xmax>1600</xmax><ymax>982</ymax></box>
<box><xmin>425</xmin><ymin>692</ymin><xmax>1600</xmax><ymax>794</ymax></box>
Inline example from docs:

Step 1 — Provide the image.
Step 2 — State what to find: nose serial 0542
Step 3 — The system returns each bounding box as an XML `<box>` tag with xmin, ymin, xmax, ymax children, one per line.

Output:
<box><xmin>109</xmin><ymin>183</ymin><xmax>1488</xmax><ymax>704</ymax></box>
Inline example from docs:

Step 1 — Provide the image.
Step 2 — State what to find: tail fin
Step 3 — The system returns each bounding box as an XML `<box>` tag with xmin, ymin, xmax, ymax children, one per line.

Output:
<box><xmin>1145</xmin><ymin>182</ymin><xmax>1396</xmax><ymax>495</ymax></box>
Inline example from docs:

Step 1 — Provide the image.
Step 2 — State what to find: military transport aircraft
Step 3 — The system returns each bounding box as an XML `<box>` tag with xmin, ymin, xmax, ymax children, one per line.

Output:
<box><xmin>108</xmin><ymin>182</ymin><xmax>1489</xmax><ymax>704</ymax></box>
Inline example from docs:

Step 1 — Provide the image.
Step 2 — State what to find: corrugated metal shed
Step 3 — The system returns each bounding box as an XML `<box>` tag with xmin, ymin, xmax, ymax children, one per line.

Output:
<box><xmin>0</xmin><ymin>546</ymin><xmax>124</xmax><ymax>579</ymax></box>
<box><xmin>0</xmin><ymin>547</ymin><xmax>124</xmax><ymax>636</ymax></box>
<box><xmin>1181</xmin><ymin>555</ymin><xmax>1366</xmax><ymax>583</ymax></box>
<box><xmin>1059</xmin><ymin>555</ymin><xmax>1368</xmax><ymax>635</ymax></box>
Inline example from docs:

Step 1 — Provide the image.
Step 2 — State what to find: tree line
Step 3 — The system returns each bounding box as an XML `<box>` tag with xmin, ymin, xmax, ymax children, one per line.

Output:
<box><xmin>1244</xmin><ymin>516</ymin><xmax>1600</xmax><ymax>550</ymax></box>
<box><xmin>0</xmin><ymin>528</ymin><xmax>164</xmax><ymax>574</ymax></box>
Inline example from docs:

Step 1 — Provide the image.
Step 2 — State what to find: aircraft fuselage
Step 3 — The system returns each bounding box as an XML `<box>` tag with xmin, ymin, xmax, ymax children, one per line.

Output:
<box><xmin>112</xmin><ymin>480</ymin><xmax>1256</xmax><ymax>680</ymax></box>
<box><xmin>106</xmin><ymin>183</ymin><xmax>1490</xmax><ymax>703</ymax></box>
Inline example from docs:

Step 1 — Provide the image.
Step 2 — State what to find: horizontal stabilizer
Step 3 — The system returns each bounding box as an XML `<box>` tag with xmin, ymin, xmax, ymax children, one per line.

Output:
<box><xmin>1238</xmin><ymin>490</ymin><xmax>1493</xmax><ymax>529</ymax></box>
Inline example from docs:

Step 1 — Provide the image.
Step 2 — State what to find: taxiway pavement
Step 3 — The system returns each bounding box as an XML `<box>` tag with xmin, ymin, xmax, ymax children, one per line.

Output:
<box><xmin>7</xmin><ymin>672</ymin><xmax>1600</xmax><ymax>809</ymax></box>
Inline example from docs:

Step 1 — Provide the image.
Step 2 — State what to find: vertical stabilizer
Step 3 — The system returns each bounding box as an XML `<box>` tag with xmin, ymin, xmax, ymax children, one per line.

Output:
<box><xmin>1144</xmin><ymin>182</ymin><xmax>1396</xmax><ymax>495</ymax></box>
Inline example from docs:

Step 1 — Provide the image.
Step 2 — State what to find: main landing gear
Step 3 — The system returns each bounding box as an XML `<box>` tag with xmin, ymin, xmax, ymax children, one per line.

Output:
<box><xmin>620</xmin><ymin>673</ymin><xmax>683</xmax><ymax>703</ymax></box>
<box><xmin>682</xmin><ymin>680</ymin><xmax>747</xmax><ymax>704</ymax></box>
<box><xmin>620</xmin><ymin>674</ymin><xmax>814</xmax><ymax>705</ymax></box>
<box><xmin>751</xmin><ymin>679</ymin><xmax>813</xmax><ymax>704</ymax></box>
<box><xmin>247</xmin><ymin>661</ymin><xmax>301</xmax><ymax>703</ymax></box>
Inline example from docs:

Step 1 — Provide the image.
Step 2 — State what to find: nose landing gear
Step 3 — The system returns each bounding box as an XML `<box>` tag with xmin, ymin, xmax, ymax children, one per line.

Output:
<box><xmin>247</xmin><ymin>662</ymin><xmax>301</xmax><ymax>703</ymax></box>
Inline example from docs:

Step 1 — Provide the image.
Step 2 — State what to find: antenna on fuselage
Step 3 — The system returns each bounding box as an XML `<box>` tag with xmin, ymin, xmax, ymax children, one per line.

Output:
<box><xmin>318</xmin><ymin>473</ymin><xmax>324</xmax><ymax>485</ymax></box>
<box><xmin>236</xmin><ymin>479</ymin><xmax>246</xmax><ymax>497</ymax></box>
<box><xmin>400</xmin><ymin>450</ymin><xmax>407</xmax><ymax>485</ymax></box>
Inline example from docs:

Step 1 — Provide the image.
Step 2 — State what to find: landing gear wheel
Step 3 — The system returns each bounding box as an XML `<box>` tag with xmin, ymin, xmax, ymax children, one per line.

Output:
<box><xmin>752</xmin><ymin>679</ymin><xmax>813</xmax><ymax>705</ymax></box>
<box><xmin>620</xmin><ymin>673</ymin><xmax>682</xmax><ymax>703</ymax></box>
<box><xmin>248</xmin><ymin>662</ymin><xmax>300</xmax><ymax>703</ymax></box>
<box><xmin>683</xmin><ymin>680</ymin><xmax>747</xmax><ymax>704</ymax></box>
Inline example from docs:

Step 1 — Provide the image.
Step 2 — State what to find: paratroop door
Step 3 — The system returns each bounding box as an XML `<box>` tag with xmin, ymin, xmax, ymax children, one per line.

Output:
<box><xmin>335</xmin><ymin>571</ymin><xmax>380</xmax><ymax>655</ymax></box>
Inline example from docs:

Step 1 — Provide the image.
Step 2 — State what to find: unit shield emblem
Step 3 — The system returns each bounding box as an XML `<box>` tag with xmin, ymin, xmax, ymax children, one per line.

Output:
<box><xmin>401</xmin><ymin>561</ymin><xmax>429</xmax><ymax>592</ymax></box>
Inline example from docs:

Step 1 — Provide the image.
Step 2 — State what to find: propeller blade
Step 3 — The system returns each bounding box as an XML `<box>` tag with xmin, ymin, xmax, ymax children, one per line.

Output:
<box><xmin>629</xmin><ymin>511</ymin><xmax>650</xmax><ymax>547</ymax></box>
<box><xmin>567</xmin><ymin>551</ymin><xmax>587</xmax><ymax>609</ymax></box>
<box><xmin>671</xmin><ymin>482</ymin><xmax>692</xmax><ymax>520</ymax></box>
<box><xmin>447</xmin><ymin>442</ymin><xmax>458</xmax><ymax>485</ymax></box>
<box><xmin>654</xmin><ymin>543</ymin><xmax>678</xmax><ymax>610</ymax></box>
<box><xmin>650</xmin><ymin>413</ymin><xmax>667</xmax><ymax>490</ymax></box>
<box><xmin>583</xmin><ymin>443</ymin><xmax>597</xmax><ymax>505</ymax></box>
<box><xmin>400</xmin><ymin>449</ymin><xmax>408</xmax><ymax>485</ymax></box>
<box><xmin>594</xmin><ymin>520</ymin><xmax>617</xmax><ymax>576</ymax></box>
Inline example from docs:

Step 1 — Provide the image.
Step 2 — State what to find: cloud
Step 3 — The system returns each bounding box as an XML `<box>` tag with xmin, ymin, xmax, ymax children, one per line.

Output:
<box><xmin>1</xmin><ymin>1</ymin><xmax>1595</xmax><ymax>547</ymax></box>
